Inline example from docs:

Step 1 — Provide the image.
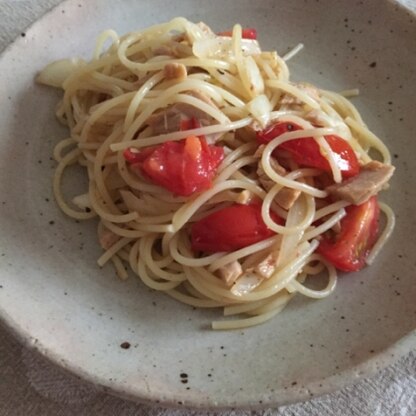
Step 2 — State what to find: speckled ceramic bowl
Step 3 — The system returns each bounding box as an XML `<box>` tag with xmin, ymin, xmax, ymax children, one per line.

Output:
<box><xmin>0</xmin><ymin>0</ymin><xmax>415</xmax><ymax>409</ymax></box>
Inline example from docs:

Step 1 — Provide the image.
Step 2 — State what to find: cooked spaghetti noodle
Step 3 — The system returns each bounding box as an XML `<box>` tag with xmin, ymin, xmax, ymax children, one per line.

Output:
<box><xmin>37</xmin><ymin>18</ymin><xmax>395</xmax><ymax>329</ymax></box>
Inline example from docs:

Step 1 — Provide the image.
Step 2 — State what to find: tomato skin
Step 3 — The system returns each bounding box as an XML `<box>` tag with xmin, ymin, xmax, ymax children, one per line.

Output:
<box><xmin>256</xmin><ymin>122</ymin><xmax>360</xmax><ymax>178</ymax></box>
<box><xmin>317</xmin><ymin>196</ymin><xmax>380</xmax><ymax>272</ymax></box>
<box><xmin>191</xmin><ymin>204</ymin><xmax>281</xmax><ymax>253</ymax></box>
<box><xmin>124</xmin><ymin>136</ymin><xmax>224</xmax><ymax>196</ymax></box>
<box><xmin>218</xmin><ymin>28</ymin><xmax>257</xmax><ymax>40</ymax></box>
<box><xmin>257</xmin><ymin>121</ymin><xmax>303</xmax><ymax>144</ymax></box>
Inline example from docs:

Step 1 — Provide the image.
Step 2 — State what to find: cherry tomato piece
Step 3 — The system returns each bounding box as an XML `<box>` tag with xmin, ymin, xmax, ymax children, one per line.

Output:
<box><xmin>125</xmin><ymin>136</ymin><xmax>224</xmax><ymax>197</ymax></box>
<box><xmin>256</xmin><ymin>122</ymin><xmax>360</xmax><ymax>178</ymax></box>
<box><xmin>191</xmin><ymin>203</ymin><xmax>282</xmax><ymax>253</ymax></box>
<box><xmin>317</xmin><ymin>196</ymin><xmax>380</xmax><ymax>272</ymax></box>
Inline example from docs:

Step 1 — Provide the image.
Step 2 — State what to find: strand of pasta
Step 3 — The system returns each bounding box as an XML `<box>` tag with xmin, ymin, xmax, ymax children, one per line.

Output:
<box><xmin>167</xmin><ymin>289</ymin><xmax>226</xmax><ymax>308</ymax></box>
<box><xmin>266</xmin><ymin>79</ymin><xmax>320</xmax><ymax>109</ymax></box>
<box><xmin>282</xmin><ymin>43</ymin><xmax>304</xmax><ymax>61</ymax></box>
<box><xmin>53</xmin><ymin>148</ymin><xmax>97</xmax><ymax>220</ymax></box>
<box><xmin>302</xmin><ymin>208</ymin><xmax>347</xmax><ymax>241</ymax></box>
<box><xmin>345</xmin><ymin>117</ymin><xmax>391</xmax><ymax>164</ymax></box>
<box><xmin>286</xmin><ymin>260</ymin><xmax>337</xmax><ymax>298</ymax></box>
<box><xmin>110</xmin><ymin>117</ymin><xmax>253</xmax><ymax>151</ymax></box>
<box><xmin>97</xmin><ymin>237</ymin><xmax>133</xmax><ymax>266</ymax></box>
<box><xmin>223</xmin><ymin>291</ymin><xmax>292</xmax><ymax>316</ymax></box>
<box><xmin>140</xmin><ymin>234</ymin><xmax>187</xmax><ymax>282</ymax></box>
<box><xmin>366</xmin><ymin>202</ymin><xmax>395</xmax><ymax>265</ymax></box>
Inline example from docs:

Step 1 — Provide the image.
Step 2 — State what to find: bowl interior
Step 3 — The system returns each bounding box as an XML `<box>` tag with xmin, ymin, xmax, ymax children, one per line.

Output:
<box><xmin>0</xmin><ymin>0</ymin><xmax>415</xmax><ymax>409</ymax></box>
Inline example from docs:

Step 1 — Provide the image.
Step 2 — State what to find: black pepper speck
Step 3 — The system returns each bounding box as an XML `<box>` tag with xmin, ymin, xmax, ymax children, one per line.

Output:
<box><xmin>369</xmin><ymin>62</ymin><xmax>377</xmax><ymax>68</ymax></box>
<box><xmin>120</xmin><ymin>342</ymin><xmax>131</xmax><ymax>349</ymax></box>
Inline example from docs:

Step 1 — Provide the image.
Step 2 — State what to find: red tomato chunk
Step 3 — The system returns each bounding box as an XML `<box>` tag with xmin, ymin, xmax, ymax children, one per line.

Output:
<box><xmin>191</xmin><ymin>203</ymin><xmax>282</xmax><ymax>253</ymax></box>
<box><xmin>124</xmin><ymin>136</ymin><xmax>224</xmax><ymax>197</ymax></box>
<box><xmin>317</xmin><ymin>196</ymin><xmax>380</xmax><ymax>271</ymax></box>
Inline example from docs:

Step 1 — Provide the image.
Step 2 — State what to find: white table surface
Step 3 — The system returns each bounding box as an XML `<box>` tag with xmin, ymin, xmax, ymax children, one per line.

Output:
<box><xmin>0</xmin><ymin>1</ymin><xmax>415</xmax><ymax>415</ymax></box>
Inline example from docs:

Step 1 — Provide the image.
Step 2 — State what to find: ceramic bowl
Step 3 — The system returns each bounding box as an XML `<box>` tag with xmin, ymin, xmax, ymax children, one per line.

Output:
<box><xmin>0</xmin><ymin>0</ymin><xmax>415</xmax><ymax>409</ymax></box>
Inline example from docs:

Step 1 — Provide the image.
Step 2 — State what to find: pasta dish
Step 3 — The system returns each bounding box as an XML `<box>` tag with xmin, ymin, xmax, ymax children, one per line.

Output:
<box><xmin>37</xmin><ymin>18</ymin><xmax>395</xmax><ymax>329</ymax></box>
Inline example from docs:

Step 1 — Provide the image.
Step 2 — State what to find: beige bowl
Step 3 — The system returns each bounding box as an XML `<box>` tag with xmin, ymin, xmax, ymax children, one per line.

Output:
<box><xmin>0</xmin><ymin>0</ymin><xmax>415</xmax><ymax>409</ymax></box>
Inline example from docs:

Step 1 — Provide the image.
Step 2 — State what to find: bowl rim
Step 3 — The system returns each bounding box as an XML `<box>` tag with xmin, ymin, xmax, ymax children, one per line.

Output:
<box><xmin>0</xmin><ymin>0</ymin><xmax>415</xmax><ymax>410</ymax></box>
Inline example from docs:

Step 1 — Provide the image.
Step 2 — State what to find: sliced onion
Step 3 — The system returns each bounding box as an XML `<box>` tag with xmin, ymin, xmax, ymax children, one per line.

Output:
<box><xmin>240</xmin><ymin>39</ymin><xmax>261</xmax><ymax>56</ymax></box>
<box><xmin>36</xmin><ymin>58</ymin><xmax>86</xmax><ymax>88</ymax></box>
<box><xmin>193</xmin><ymin>37</ymin><xmax>261</xmax><ymax>59</ymax></box>
<box><xmin>72</xmin><ymin>193</ymin><xmax>91</xmax><ymax>210</ymax></box>
<box><xmin>246</xmin><ymin>94</ymin><xmax>271</xmax><ymax>128</ymax></box>
<box><xmin>277</xmin><ymin>197</ymin><xmax>306</xmax><ymax>268</ymax></box>
<box><xmin>231</xmin><ymin>272</ymin><xmax>263</xmax><ymax>296</ymax></box>
<box><xmin>240</xmin><ymin>55</ymin><xmax>264</xmax><ymax>97</ymax></box>
<box><xmin>185</xmin><ymin>21</ymin><xmax>214</xmax><ymax>44</ymax></box>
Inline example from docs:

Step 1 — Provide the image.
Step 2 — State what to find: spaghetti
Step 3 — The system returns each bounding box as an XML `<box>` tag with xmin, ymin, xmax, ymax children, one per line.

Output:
<box><xmin>37</xmin><ymin>18</ymin><xmax>395</xmax><ymax>329</ymax></box>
